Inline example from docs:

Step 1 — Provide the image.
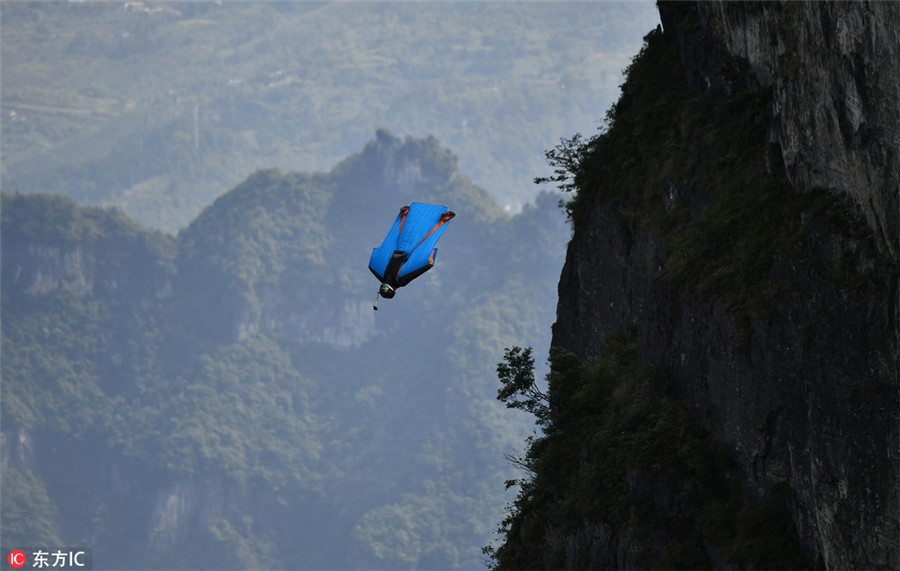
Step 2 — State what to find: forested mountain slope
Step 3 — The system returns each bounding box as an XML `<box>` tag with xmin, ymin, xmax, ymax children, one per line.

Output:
<box><xmin>2</xmin><ymin>131</ymin><xmax>568</xmax><ymax>569</ymax></box>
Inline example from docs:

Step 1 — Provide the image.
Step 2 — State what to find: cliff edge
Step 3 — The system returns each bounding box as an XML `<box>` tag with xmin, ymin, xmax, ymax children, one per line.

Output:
<box><xmin>494</xmin><ymin>1</ymin><xmax>898</xmax><ymax>569</ymax></box>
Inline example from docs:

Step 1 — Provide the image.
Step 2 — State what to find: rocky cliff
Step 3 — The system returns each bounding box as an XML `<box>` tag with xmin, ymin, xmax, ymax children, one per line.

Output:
<box><xmin>522</xmin><ymin>1</ymin><xmax>898</xmax><ymax>569</ymax></box>
<box><xmin>2</xmin><ymin>193</ymin><xmax>175</xmax><ymax>300</ymax></box>
<box><xmin>660</xmin><ymin>0</ymin><xmax>899</xmax><ymax>260</ymax></box>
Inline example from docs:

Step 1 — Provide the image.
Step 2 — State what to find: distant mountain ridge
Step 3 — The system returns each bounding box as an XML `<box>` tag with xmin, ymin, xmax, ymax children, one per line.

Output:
<box><xmin>1</xmin><ymin>0</ymin><xmax>659</xmax><ymax>231</ymax></box>
<box><xmin>1</xmin><ymin>130</ymin><xmax>569</xmax><ymax>569</ymax></box>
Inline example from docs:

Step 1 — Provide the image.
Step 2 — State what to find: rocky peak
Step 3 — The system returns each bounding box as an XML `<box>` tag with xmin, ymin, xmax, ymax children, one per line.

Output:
<box><xmin>369</xmin><ymin>128</ymin><xmax>459</xmax><ymax>196</ymax></box>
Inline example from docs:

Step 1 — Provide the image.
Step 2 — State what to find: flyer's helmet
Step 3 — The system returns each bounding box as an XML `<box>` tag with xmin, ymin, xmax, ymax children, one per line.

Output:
<box><xmin>378</xmin><ymin>283</ymin><xmax>396</xmax><ymax>298</ymax></box>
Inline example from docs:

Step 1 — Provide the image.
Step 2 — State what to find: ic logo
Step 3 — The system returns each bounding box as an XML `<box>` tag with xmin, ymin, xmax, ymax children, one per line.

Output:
<box><xmin>7</xmin><ymin>550</ymin><xmax>26</xmax><ymax>568</ymax></box>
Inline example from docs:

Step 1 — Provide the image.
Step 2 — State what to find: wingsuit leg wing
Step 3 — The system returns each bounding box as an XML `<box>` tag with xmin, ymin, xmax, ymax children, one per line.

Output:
<box><xmin>369</xmin><ymin>206</ymin><xmax>409</xmax><ymax>285</ymax></box>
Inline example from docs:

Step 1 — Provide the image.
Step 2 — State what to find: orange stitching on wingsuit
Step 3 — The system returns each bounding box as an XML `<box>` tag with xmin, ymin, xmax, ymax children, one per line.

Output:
<box><xmin>412</xmin><ymin>220</ymin><xmax>446</xmax><ymax>255</ymax></box>
<box><xmin>398</xmin><ymin>206</ymin><xmax>409</xmax><ymax>237</ymax></box>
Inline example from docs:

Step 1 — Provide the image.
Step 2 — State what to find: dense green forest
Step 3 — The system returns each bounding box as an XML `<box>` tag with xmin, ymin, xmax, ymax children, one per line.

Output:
<box><xmin>2</xmin><ymin>131</ymin><xmax>569</xmax><ymax>569</ymax></box>
<box><xmin>2</xmin><ymin>0</ymin><xmax>658</xmax><ymax>231</ymax></box>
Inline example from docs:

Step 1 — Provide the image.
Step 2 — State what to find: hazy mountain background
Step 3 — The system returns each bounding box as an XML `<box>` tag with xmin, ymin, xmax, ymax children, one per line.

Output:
<box><xmin>2</xmin><ymin>131</ymin><xmax>570</xmax><ymax>569</ymax></box>
<box><xmin>2</xmin><ymin>0</ymin><xmax>659</xmax><ymax>232</ymax></box>
<box><xmin>1</xmin><ymin>1</ymin><xmax>662</xmax><ymax>569</ymax></box>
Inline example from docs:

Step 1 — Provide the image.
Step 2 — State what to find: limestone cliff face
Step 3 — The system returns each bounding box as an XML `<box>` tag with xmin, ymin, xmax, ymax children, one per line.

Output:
<box><xmin>551</xmin><ymin>1</ymin><xmax>898</xmax><ymax>568</ymax></box>
<box><xmin>371</xmin><ymin>127</ymin><xmax>459</xmax><ymax>197</ymax></box>
<box><xmin>659</xmin><ymin>0</ymin><xmax>900</xmax><ymax>258</ymax></box>
<box><xmin>1</xmin><ymin>193</ymin><xmax>175</xmax><ymax>300</ymax></box>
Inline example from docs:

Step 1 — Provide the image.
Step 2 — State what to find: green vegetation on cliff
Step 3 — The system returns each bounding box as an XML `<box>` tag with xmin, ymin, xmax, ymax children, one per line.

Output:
<box><xmin>545</xmin><ymin>27</ymin><xmax>889</xmax><ymax>325</ymax></box>
<box><xmin>489</xmin><ymin>330</ymin><xmax>809</xmax><ymax>569</ymax></box>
